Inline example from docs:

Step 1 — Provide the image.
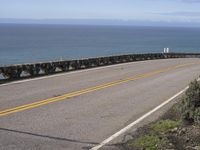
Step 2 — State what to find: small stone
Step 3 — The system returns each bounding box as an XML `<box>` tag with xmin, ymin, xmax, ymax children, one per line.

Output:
<box><xmin>122</xmin><ymin>134</ymin><xmax>133</xmax><ymax>143</ymax></box>
<box><xmin>194</xmin><ymin>146</ymin><xmax>200</xmax><ymax>150</ymax></box>
<box><xmin>178</xmin><ymin>130</ymin><xmax>182</xmax><ymax>135</ymax></box>
<box><xmin>186</xmin><ymin>137</ymin><xmax>190</xmax><ymax>143</ymax></box>
<box><xmin>181</xmin><ymin>128</ymin><xmax>187</xmax><ymax>134</ymax></box>
<box><xmin>171</xmin><ymin>127</ymin><xmax>178</xmax><ymax>132</ymax></box>
<box><xmin>185</xmin><ymin>146</ymin><xmax>193</xmax><ymax>150</ymax></box>
<box><xmin>169</xmin><ymin>143</ymin><xmax>173</xmax><ymax>146</ymax></box>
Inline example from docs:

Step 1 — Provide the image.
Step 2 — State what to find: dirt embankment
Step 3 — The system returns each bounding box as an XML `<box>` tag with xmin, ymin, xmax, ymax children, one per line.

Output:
<box><xmin>119</xmin><ymin>80</ymin><xmax>200</xmax><ymax>150</ymax></box>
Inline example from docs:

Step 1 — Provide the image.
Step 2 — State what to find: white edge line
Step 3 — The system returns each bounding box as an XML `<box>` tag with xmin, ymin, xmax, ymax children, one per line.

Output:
<box><xmin>90</xmin><ymin>78</ymin><xmax>200</xmax><ymax>150</ymax></box>
<box><xmin>0</xmin><ymin>60</ymin><xmax>147</xmax><ymax>87</ymax></box>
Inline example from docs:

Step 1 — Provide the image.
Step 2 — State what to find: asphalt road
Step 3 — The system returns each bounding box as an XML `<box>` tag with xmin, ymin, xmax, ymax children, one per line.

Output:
<box><xmin>0</xmin><ymin>58</ymin><xmax>200</xmax><ymax>150</ymax></box>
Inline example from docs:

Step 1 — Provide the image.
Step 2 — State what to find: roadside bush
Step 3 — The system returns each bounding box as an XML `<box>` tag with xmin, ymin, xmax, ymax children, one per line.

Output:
<box><xmin>151</xmin><ymin>120</ymin><xmax>180</xmax><ymax>133</ymax></box>
<box><xmin>131</xmin><ymin>135</ymin><xmax>166</xmax><ymax>150</ymax></box>
<box><xmin>181</xmin><ymin>80</ymin><xmax>200</xmax><ymax>123</ymax></box>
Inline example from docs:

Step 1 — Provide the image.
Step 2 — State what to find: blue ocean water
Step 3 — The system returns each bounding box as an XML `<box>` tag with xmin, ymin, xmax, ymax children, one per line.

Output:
<box><xmin>0</xmin><ymin>24</ymin><xmax>200</xmax><ymax>65</ymax></box>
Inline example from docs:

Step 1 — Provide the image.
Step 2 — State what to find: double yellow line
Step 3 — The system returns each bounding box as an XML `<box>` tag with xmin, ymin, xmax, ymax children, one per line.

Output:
<box><xmin>0</xmin><ymin>62</ymin><xmax>199</xmax><ymax>117</ymax></box>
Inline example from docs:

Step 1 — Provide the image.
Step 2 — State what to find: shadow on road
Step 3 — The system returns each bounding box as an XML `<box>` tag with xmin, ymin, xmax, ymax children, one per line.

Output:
<box><xmin>0</xmin><ymin>127</ymin><xmax>100</xmax><ymax>145</ymax></box>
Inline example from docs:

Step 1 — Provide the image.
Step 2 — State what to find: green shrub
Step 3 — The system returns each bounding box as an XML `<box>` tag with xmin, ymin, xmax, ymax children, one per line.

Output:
<box><xmin>151</xmin><ymin>120</ymin><xmax>180</xmax><ymax>133</ymax></box>
<box><xmin>181</xmin><ymin>80</ymin><xmax>200</xmax><ymax>123</ymax></box>
<box><xmin>131</xmin><ymin>135</ymin><xmax>166</xmax><ymax>150</ymax></box>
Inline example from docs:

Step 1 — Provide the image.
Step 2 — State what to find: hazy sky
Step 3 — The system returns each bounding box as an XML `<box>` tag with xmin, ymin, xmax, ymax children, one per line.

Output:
<box><xmin>1</xmin><ymin>0</ymin><xmax>200</xmax><ymax>24</ymax></box>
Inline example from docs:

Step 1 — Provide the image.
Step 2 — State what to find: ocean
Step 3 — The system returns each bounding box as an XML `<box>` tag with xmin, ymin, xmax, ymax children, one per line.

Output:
<box><xmin>0</xmin><ymin>24</ymin><xmax>200</xmax><ymax>65</ymax></box>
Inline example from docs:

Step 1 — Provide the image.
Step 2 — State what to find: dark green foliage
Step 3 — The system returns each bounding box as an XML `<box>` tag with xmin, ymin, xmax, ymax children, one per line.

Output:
<box><xmin>181</xmin><ymin>80</ymin><xmax>200</xmax><ymax>123</ymax></box>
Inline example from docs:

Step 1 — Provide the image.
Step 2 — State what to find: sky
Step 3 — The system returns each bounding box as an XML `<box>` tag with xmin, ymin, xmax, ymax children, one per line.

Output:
<box><xmin>1</xmin><ymin>0</ymin><xmax>200</xmax><ymax>26</ymax></box>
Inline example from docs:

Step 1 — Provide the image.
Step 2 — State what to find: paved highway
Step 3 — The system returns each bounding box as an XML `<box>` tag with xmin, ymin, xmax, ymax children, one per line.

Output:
<box><xmin>0</xmin><ymin>58</ymin><xmax>200</xmax><ymax>150</ymax></box>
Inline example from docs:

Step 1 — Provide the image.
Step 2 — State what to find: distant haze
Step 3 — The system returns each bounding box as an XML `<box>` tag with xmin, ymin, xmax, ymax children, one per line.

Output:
<box><xmin>1</xmin><ymin>18</ymin><xmax>200</xmax><ymax>28</ymax></box>
<box><xmin>1</xmin><ymin>0</ymin><xmax>200</xmax><ymax>27</ymax></box>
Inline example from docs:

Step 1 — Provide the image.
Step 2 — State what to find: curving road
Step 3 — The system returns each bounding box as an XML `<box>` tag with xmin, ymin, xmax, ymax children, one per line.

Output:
<box><xmin>0</xmin><ymin>58</ymin><xmax>200</xmax><ymax>150</ymax></box>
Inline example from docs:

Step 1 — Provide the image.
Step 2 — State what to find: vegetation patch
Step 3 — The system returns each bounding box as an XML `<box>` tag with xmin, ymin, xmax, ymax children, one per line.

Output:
<box><xmin>128</xmin><ymin>135</ymin><xmax>166</xmax><ymax>150</ymax></box>
<box><xmin>151</xmin><ymin>119</ymin><xmax>180</xmax><ymax>133</ymax></box>
<box><xmin>180</xmin><ymin>80</ymin><xmax>200</xmax><ymax>123</ymax></box>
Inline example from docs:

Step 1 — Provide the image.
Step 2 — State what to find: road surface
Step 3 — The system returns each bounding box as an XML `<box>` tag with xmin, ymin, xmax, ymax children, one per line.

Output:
<box><xmin>0</xmin><ymin>58</ymin><xmax>200</xmax><ymax>150</ymax></box>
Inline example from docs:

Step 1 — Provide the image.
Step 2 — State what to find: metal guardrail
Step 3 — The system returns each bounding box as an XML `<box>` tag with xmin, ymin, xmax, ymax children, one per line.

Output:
<box><xmin>0</xmin><ymin>53</ymin><xmax>199</xmax><ymax>81</ymax></box>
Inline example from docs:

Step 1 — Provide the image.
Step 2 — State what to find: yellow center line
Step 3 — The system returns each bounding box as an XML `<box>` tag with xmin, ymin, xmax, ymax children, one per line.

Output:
<box><xmin>0</xmin><ymin>62</ymin><xmax>199</xmax><ymax>117</ymax></box>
